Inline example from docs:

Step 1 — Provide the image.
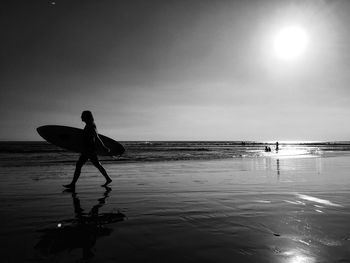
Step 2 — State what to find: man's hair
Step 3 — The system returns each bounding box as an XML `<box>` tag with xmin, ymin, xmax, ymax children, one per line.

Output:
<box><xmin>81</xmin><ymin>110</ymin><xmax>94</xmax><ymax>124</ymax></box>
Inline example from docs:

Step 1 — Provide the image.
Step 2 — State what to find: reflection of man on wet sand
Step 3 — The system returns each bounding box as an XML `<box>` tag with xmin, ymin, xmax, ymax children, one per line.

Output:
<box><xmin>35</xmin><ymin>187</ymin><xmax>125</xmax><ymax>260</ymax></box>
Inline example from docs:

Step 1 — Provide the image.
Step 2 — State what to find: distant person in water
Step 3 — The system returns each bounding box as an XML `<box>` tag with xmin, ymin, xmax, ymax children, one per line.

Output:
<box><xmin>64</xmin><ymin>111</ymin><xmax>112</xmax><ymax>188</ymax></box>
<box><xmin>275</xmin><ymin>141</ymin><xmax>279</xmax><ymax>152</ymax></box>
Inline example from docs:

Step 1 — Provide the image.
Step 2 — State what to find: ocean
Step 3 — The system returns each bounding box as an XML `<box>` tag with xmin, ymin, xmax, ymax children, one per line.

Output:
<box><xmin>1</xmin><ymin>141</ymin><xmax>350</xmax><ymax>167</ymax></box>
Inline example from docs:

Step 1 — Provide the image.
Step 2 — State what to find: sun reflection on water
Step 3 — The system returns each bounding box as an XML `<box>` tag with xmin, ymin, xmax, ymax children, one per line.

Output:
<box><xmin>282</xmin><ymin>249</ymin><xmax>315</xmax><ymax>263</ymax></box>
<box><xmin>261</xmin><ymin>147</ymin><xmax>320</xmax><ymax>159</ymax></box>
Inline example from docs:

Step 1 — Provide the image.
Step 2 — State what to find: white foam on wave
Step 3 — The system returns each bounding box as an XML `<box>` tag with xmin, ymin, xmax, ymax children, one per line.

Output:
<box><xmin>296</xmin><ymin>194</ymin><xmax>342</xmax><ymax>207</ymax></box>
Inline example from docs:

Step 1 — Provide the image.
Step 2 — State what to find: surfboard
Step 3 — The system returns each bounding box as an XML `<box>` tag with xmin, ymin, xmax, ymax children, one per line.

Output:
<box><xmin>37</xmin><ymin>125</ymin><xmax>125</xmax><ymax>156</ymax></box>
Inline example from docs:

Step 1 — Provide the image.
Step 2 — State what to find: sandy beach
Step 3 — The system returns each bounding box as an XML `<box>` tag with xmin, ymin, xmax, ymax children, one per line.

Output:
<box><xmin>1</xmin><ymin>152</ymin><xmax>350</xmax><ymax>263</ymax></box>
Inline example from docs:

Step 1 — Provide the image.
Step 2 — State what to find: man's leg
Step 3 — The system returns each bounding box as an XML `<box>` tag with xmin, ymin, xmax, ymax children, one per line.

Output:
<box><xmin>90</xmin><ymin>156</ymin><xmax>112</xmax><ymax>186</ymax></box>
<box><xmin>63</xmin><ymin>155</ymin><xmax>88</xmax><ymax>188</ymax></box>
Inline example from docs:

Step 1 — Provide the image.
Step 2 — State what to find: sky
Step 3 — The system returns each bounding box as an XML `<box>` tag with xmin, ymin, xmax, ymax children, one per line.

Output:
<box><xmin>1</xmin><ymin>0</ymin><xmax>350</xmax><ymax>141</ymax></box>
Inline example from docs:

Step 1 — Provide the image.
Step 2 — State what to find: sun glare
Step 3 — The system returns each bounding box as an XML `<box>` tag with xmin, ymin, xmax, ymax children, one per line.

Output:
<box><xmin>273</xmin><ymin>26</ymin><xmax>309</xmax><ymax>60</ymax></box>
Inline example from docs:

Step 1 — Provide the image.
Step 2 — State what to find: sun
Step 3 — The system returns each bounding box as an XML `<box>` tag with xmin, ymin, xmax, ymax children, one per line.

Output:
<box><xmin>273</xmin><ymin>25</ymin><xmax>309</xmax><ymax>60</ymax></box>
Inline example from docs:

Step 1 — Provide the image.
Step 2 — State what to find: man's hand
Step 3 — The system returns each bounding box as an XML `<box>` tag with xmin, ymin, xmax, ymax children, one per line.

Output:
<box><xmin>104</xmin><ymin>146</ymin><xmax>111</xmax><ymax>153</ymax></box>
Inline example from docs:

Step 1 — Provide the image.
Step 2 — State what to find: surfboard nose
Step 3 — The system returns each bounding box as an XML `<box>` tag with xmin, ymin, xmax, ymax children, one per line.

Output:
<box><xmin>37</xmin><ymin>125</ymin><xmax>55</xmax><ymax>141</ymax></box>
<box><xmin>37</xmin><ymin>126</ymin><xmax>49</xmax><ymax>139</ymax></box>
<box><xmin>37</xmin><ymin>126</ymin><xmax>45</xmax><ymax>137</ymax></box>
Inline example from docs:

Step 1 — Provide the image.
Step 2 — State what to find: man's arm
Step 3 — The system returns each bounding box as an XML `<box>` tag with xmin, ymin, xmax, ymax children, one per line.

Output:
<box><xmin>94</xmin><ymin>128</ymin><xmax>110</xmax><ymax>153</ymax></box>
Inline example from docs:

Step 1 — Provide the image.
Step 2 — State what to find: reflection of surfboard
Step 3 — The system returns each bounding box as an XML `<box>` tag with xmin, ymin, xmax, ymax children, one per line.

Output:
<box><xmin>37</xmin><ymin>125</ymin><xmax>125</xmax><ymax>156</ymax></box>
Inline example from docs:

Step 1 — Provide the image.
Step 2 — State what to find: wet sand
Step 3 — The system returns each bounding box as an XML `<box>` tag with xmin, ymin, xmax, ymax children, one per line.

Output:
<box><xmin>1</xmin><ymin>155</ymin><xmax>350</xmax><ymax>262</ymax></box>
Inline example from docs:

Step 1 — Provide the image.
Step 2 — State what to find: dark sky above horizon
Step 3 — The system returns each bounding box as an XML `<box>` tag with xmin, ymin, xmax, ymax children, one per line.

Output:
<box><xmin>1</xmin><ymin>0</ymin><xmax>350</xmax><ymax>141</ymax></box>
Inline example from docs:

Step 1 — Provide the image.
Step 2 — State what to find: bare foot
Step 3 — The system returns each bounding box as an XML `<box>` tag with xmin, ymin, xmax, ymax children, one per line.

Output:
<box><xmin>101</xmin><ymin>179</ymin><xmax>112</xmax><ymax>187</ymax></box>
<box><xmin>63</xmin><ymin>184</ymin><xmax>75</xmax><ymax>189</ymax></box>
